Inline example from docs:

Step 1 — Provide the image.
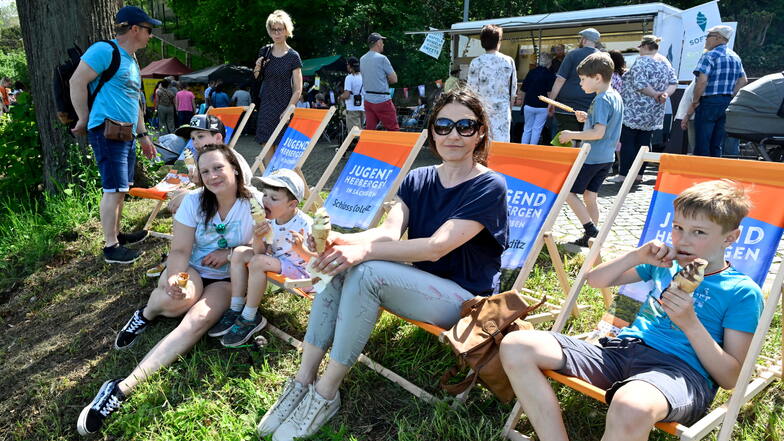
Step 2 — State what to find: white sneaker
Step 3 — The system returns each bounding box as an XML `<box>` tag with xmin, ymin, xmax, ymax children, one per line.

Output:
<box><xmin>272</xmin><ymin>384</ymin><xmax>340</xmax><ymax>441</ymax></box>
<box><xmin>608</xmin><ymin>175</ymin><xmax>626</xmax><ymax>183</ymax></box>
<box><xmin>257</xmin><ymin>379</ymin><xmax>307</xmax><ymax>437</ymax></box>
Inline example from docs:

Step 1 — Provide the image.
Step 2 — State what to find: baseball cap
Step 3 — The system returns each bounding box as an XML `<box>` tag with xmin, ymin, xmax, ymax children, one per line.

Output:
<box><xmin>115</xmin><ymin>6</ymin><xmax>162</xmax><ymax>27</ymax></box>
<box><xmin>578</xmin><ymin>28</ymin><xmax>601</xmax><ymax>43</ymax></box>
<box><xmin>174</xmin><ymin>114</ymin><xmax>226</xmax><ymax>139</ymax></box>
<box><xmin>707</xmin><ymin>25</ymin><xmax>733</xmax><ymax>40</ymax></box>
<box><xmin>367</xmin><ymin>32</ymin><xmax>387</xmax><ymax>45</ymax></box>
<box><xmin>259</xmin><ymin>168</ymin><xmax>305</xmax><ymax>201</ymax></box>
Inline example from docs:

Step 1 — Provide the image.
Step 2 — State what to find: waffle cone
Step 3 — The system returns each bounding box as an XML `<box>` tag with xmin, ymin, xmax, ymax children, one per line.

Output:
<box><xmin>672</xmin><ymin>258</ymin><xmax>707</xmax><ymax>294</ymax></box>
<box><xmin>176</xmin><ymin>272</ymin><xmax>189</xmax><ymax>288</ymax></box>
<box><xmin>312</xmin><ymin>228</ymin><xmax>330</xmax><ymax>254</ymax></box>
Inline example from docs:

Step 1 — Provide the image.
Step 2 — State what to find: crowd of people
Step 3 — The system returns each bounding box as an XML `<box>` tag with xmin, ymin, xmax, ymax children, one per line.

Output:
<box><xmin>0</xmin><ymin>77</ymin><xmax>25</xmax><ymax>115</ymax></box>
<box><xmin>68</xmin><ymin>6</ymin><xmax>762</xmax><ymax>441</ymax></box>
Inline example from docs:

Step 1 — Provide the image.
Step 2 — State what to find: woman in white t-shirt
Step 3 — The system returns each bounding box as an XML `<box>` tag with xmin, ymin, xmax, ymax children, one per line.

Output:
<box><xmin>340</xmin><ymin>56</ymin><xmax>365</xmax><ymax>131</ymax></box>
<box><xmin>77</xmin><ymin>143</ymin><xmax>258</xmax><ymax>436</ymax></box>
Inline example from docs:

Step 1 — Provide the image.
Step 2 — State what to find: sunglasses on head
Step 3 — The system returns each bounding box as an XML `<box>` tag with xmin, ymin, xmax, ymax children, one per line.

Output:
<box><xmin>432</xmin><ymin>118</ymin><xmax>482</xmax><ymax>137</ymax></box>
<box><xmin>214</xmin><ymin>223</ymin><xmax>228</xmax><ymax>248</ymax></box>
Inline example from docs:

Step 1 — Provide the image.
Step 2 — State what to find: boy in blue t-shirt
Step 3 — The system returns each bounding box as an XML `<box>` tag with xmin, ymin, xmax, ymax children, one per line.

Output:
<box><xmin>500</xmin><ymin>179</ymin><xmax>763</xmax><ymax>440</ymax></box>
<box><xmin>558</xmin><ymin>52</ymin><xmax>623</xmax><ymax>247</ymax></box>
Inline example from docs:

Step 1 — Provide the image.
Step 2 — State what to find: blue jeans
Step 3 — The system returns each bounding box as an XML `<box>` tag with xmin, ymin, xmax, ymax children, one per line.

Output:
<box><xmin>619</xmin><ymin>125</ymin><xmax>652</xmax><ymax>177</ymax></box>
<box><xmin>522</xmin><ymin>105</ymin><xmax>548</xmax><ymax>144</ymax></box>
<box><xmin>693</xmin><ymin>95</ymin><xmax>732</xmax><ymax>157</ymax></box>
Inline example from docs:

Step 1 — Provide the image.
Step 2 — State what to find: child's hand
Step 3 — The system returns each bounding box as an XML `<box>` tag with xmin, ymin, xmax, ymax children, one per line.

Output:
<box><xmin>635</xmin><ymin>240</ymin><xmax>677</xmax><ymax>267</ymax></box>
<box><xmin>660</xmin><ymin>284</ymin><xmax>698</xmax><ymax>330</ymax></box>
<box><xmin>574</xmin><ymin>111</ymin><xmax>588</xmax><ymax>123</ymax></box>
<box><xmin>166</xmin><ymin>274</ymin><xmax>187</xmax><ymax>300</ymax></box>
<box><xmin>290</xmin><ymin>229</ymin><xmax>309</xmax><ymax>252</ymax></box>
<box><xmin>253</xmin><ymin>221</ymin><xmax>271</xmax><ymax>238</ymax></box>
<box><xmin>559</xmin><ymin>130</ymin><xmax>575</xmax><ymax>143</ymax></box>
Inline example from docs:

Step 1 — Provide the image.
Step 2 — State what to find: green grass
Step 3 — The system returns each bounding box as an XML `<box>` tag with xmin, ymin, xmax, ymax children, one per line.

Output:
<box><xmin>0</xmin><ymin>191</ymin><xmax>782</xmax><ymax>441</ymax></box>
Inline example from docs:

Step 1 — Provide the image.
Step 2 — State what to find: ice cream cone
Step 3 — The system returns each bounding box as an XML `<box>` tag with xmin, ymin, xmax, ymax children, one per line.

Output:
<box><xmin>176</xmin><ymin>272</ymin><xmax>189</xmax><ymax>288</ymax></box>
<box><xmin>312</xmin><ymin>207</ymin><xmax>331</xmax><ymax>254</ymax></box>
<box><xmin>183</xmin><ymin>149</ymin><xmax>196</xmax><ymax>175</ymax></box>
<box><xmin>250</xmin><ymin>198</ymin><xmax>274</xmax><ymax>244</ymax></box>
<box><xmin>672</xmin><ymin>258</ymin><xmax>708</xmax><ymax>294</ymax></box>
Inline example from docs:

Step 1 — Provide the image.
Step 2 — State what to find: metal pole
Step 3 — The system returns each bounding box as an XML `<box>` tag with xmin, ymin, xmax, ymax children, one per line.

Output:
<box><xmin>463</xmin><ymin>0</ymin><xmax>469</xmax><ymax>22</ymax></box>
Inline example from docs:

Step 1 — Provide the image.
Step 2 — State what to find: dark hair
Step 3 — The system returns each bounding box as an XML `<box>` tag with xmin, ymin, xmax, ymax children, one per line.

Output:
<box><xmin>160</xmin><ymin>79</ymin><xmax>170</xmax><ymax>88</ymax></box>
<box><xmin>426</xmin><ymin>87</ymin><xmax>490</xmax><ymax>166</ymax></box>
<box><xmin>197</xmin><ymin>143</ymin><xmax>251</xmax><ymax>227</ymax></box>
<box><xmin>480</xmin><ymin>24</ymin><xmax>502</xmax><ymax>50</ymax></box>
<box><xmin>608</xmin><ymin>50</ymin><xmax>626</xmax><ymax>75</ymax></box>
<box><xmin>576</xmin><ymin>52</ymin><xmax>614</xmax><ymax>83</ymax></box>
<box><xmin>347</xmin><ymin>56</ymin><xmax>360</xmax><ymax>73</ymax></box>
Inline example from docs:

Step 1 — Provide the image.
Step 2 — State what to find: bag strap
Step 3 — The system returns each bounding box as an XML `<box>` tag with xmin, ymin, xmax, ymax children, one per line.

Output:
<box><xmin>87</xmin><ymin>40</ymin><xmax>121</xmax><ymax>110</ymax></box>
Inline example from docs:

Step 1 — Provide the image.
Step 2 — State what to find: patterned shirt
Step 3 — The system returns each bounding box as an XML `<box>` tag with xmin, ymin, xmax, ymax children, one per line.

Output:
<box><xmin>621</xmin><ymin>56</ymin><xmax>677</xmax><ymax>131</ymax></box>
<box><xmin>693</xmin><ymin>44</ymin><xmax>746</xmax><ymax>96</ymax></box>
<box><xmin>467</xmin><ymin>52</ymin><xmax>517</xmax><ymax>142</ymax></box>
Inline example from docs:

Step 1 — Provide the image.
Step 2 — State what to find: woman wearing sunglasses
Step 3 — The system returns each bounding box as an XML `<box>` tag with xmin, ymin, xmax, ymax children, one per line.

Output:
<box><xmin>77</xmin><ymin>144</ymin><xmax>259</xmax><ymax>435</ymax></box>
<box><xmin>257</xmin><ymin>88</ymin><xmax>508</xmax><ymax>441</ymax></box>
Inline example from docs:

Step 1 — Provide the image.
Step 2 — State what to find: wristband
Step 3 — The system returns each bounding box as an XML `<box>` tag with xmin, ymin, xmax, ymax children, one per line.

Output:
<box><xmin>135</xmin><ymin>132</ymin><xmax>148</xmax><ymax>139</ymax></box>
<box><xmin>227</xmin><ymin>247</ymin><xmax>233</xmax><ymax>260</ymax></box>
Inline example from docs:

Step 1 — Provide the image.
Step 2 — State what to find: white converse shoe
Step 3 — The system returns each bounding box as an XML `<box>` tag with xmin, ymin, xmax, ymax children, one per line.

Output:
<box><xmin>257</xmin><ymin>378</ymin><xmax>307</xmax><ymax>437</ymax></box>
<box><xmin>272</xmin><ymin>384</ymin><xmax>340</xmax><ymax>441</ymax></box>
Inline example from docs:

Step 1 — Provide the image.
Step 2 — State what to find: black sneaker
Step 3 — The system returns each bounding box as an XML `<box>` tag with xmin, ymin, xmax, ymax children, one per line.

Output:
<box><xmin>207</xmin><ymin>308</ymin><xmax>242</xmax><ymax>337</ymax></box>
<box><xmin>115</xmin><ymin>309</ymin><xmax>152</xmax><ymax>350</ymax></box>
<box><xmin>103</xmin><ymin>244</ymin><xmax>143</xmax><ymax>264</ymax></box>
<box><xmin>76</xmin><ymin>378</ymin><xmax>126</xmax><ymax>436</ymax></box>
<box><xmin>572</xmin><ymin>234</ymin><xmax>594</xmax><ymax>248</ymax></box>
<box><xmin>221</xmin><ymin>314</ymin><xmax>268</xmax><ymax>347</ymax></box>
<box><xmin>118</xmin><ymin>230</ymin><xmax>149</xmax><ymax>246</ymax></box>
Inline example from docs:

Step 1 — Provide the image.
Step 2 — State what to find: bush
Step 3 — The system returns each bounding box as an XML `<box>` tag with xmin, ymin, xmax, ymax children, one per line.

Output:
<box><xmin>0</xmin><ymin>49</ymin><xmax>28</xmax><ymax>85</ymax></box>
<box><xmin>0</xmin><ymin>92</ymin><xmax>42</xmax><ymax>196</ymax></box>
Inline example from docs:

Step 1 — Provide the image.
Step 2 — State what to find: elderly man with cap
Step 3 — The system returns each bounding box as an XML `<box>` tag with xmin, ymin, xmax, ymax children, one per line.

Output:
<box><xmin>69</xmin><ymin>5</ymin><xmax>160</xmax><ymax>264</ymax></box>
<box><xmin>688</xmin><ymin>25</ymin><xmax>747</xmax><ymax>157</ymax></box>
<box><xmin>548</xmin><ymin>28</ymin><xmax>601</xmax><ymax>136</ymax></box>
<box><xmin>360</xmin><ymin>32</ymin><xmax>399</xmax><ymax>131</ymax></box>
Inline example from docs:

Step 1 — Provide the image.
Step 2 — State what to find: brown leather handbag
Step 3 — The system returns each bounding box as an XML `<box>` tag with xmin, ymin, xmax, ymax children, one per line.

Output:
<box><xmin>103</xmin><ymin>118</ymin><xmax>134</xmax><ymax>141</ymax></box>
<box><xmin>439</xmin><ymin>290</ymin><xmax>545</xmax><ymax>402</ymax></box>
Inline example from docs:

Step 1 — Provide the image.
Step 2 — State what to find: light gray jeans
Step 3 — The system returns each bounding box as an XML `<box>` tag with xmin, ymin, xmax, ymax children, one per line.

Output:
<box><xmin>303</xmin><ymin>260</ymin><xmax>475</xmax><ymax>366</ymax></box>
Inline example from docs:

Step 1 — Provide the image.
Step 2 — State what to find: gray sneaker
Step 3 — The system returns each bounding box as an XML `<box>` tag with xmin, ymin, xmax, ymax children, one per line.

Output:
<box><xmin>257</xmin><ymin>379</ymin><xmax>308</xmax><ymax>437</ymax></box>
<box><xmin>272</xmin><ymin>384</ymin><xmax>340</xmax><ymax>441</ymax></box>
<box><xmin>220</xmin><ymin>314</ymin><xmax>268</xmax><ymax>347</ymax></box>
<box><xmin>207</xmin><ymin>309</ymin><xmax>241</xmax><ymax>338</ymax></box>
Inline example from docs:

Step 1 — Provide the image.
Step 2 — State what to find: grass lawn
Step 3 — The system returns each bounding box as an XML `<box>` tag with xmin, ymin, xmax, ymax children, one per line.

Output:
<box><xmin>0</xmin><ymin>193</ymin><xmax>781</xmax><ymax>441</ymax></box>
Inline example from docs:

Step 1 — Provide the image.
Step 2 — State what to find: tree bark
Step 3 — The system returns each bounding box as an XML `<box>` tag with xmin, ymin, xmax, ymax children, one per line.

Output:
<box><xmin>16</xmin><ymin>0</ymin><xmax>120</xmax><ymax>193</ymax></box>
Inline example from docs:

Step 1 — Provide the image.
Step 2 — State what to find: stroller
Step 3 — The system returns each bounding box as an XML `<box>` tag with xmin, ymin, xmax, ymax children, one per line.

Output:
<box><xmin>725</xmin><ymin>72</ymin><xmax>784</xmax><ymax>162</ymax></box>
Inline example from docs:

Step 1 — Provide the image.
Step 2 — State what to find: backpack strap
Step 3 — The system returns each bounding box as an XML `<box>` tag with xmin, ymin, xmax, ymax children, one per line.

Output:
<box><xmin>87</xmin><ymin>40</ymin><xmax>121</xmax><ymax>109</ymax></box>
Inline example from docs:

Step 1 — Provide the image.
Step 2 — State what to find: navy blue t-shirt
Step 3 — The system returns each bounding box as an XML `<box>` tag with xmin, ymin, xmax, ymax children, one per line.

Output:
<box><xmin>522</xmin><ymin>66</ymin><xmax>556</xmax><ymax>108</ymax></box>
<box><xmin>397</xmin><ymin>166</ymin><xmax>508</xmax><ymax>296</ymax></box>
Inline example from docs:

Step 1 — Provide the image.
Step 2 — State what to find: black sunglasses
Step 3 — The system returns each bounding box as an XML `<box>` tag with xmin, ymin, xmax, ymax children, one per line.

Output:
<box><xmin>136</xmin><ymin>24</ymin><xmax>153</xmax><ymax>34</ymax></box>
<box><xmin>433</xmin><ymin>118</ymin><xmax>482</xmax><ymax>137</ymax></box>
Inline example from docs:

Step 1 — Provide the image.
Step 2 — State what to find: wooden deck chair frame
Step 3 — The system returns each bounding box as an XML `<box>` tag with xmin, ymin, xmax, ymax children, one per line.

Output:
<box><xmin>274</xmin><ymin>140</ymin><xmax>596</xmax><ymax>405</ymax></box>
<box><xmin>142</xmin><ymin>104</ymin><xmax>256</xmax><ymax>239</ymax></box>
<box><xmin>249</xmin><ymin>105</ymin><xmax>337</xmax><ymax>176</ymax></box>
<box><xmin>503</xmin><ymin>148</ymin><xmax>784</xmax><ymax>441</ymax></box>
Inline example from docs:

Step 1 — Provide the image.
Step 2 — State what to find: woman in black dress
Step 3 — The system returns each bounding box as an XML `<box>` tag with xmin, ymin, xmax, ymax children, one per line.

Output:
<box><xmin>254</xmin><ymin>10</ymin><xmax>303</xmax><ymax>164</ymax></box>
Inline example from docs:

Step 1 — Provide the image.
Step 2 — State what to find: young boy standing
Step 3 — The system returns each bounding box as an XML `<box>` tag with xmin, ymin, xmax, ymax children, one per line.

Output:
<box><xmin>500</xmin><ymin>180</ymin><xmax>763</xmax><ymax>441</ymax></box>
<box><xmin>209</xmin><ymin>168</ymin><xmax>314</xmax><ymax>347</ymax></box>
<box><xmin>558</xmin><ymin>52</ymin><xmax>623</xmax><ymax>247</ymax></box>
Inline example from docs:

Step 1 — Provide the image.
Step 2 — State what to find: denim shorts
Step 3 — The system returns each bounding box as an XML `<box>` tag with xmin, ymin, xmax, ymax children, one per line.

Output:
<box><xmin>551</xmin><ymin>333</ymin><xmax>717</xmax><ymax>425</ymax></box>
<box><xmin>88</xmin><ymin>127</ymin><xmax>136</xmax><ymax>192</ymax></box>
<box><xmin>279</xmin><ymin>256</ymin><xmax>308</xmax><ymax>280</ymax></box>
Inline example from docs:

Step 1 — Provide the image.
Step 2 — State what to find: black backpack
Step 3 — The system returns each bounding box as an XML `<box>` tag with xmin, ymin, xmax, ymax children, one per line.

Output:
<box><xmin>52</xmin><ymin>40</ymin><xmax>120</xmax><ymax>127</ymax></box>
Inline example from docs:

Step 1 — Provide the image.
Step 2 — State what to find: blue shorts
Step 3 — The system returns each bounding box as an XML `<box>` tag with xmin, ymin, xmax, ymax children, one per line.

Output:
<box><xmin>571</xmin><ymin>162</ymin><xmax>611</xmax><ymax>194</ymax></box>
<box><xmin>551</xmin><ymin>333</ymin><xmax>716</xmax><ymax>425</ymax></box>
<box><xmin>88</xmin><ymin>127</ymin><xmax>136</xmax><ymax>193</ymax></box>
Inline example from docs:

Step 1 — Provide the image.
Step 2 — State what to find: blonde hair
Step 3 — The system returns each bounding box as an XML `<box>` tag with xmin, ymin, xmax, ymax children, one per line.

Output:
<box><xmin>673</xmin><ymin>180</ymin><xmax>752</xmax><ymax>232</ymax></box>
<box><xmin>266</xmin><ymin>10</ymin><xmax>294</xmax><ymax>38</ymax></box>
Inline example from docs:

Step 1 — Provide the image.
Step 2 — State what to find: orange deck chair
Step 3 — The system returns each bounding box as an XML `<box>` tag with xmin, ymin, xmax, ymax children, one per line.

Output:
<box><xmin>503</xmin><ymin>150</ymin><xmax>784</xmax><ymax>441</ymax></box>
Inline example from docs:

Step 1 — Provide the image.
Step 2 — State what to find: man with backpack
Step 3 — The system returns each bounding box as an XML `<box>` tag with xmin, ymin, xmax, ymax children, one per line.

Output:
<box><xmin>69</xmin><ymin>6</ymin><xmax>159</xmax><ymax>264</ymax></box>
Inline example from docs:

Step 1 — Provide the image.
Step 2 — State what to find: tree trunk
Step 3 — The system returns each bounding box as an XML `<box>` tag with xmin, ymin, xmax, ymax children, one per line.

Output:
<box><xmin>16</xmin><ymin>0</ymin><xmax>121</xmax><ymax>193</ymax></box>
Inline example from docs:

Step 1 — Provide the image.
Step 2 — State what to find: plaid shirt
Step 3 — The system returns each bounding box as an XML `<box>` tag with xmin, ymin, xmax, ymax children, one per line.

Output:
<box><xmin>693</xmin><ymin>44</ymin><xmax>746</xmax><ymax>96</ymax></box>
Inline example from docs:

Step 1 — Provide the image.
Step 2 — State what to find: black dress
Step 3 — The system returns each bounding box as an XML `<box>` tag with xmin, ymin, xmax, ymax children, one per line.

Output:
<box><xmin>255</xmin><ymin>48</ymin><xmax>302</xmax><ymax>144</ymax></box>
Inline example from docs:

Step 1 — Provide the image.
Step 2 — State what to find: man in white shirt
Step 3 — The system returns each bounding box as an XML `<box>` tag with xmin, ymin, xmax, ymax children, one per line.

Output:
<box><xmin>340</xmin><ymin>56</ymin><xmax>365</xmax><ymax>131</ymax></box>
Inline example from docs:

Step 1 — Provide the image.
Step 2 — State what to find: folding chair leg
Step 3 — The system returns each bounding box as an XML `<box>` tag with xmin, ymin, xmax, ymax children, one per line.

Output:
<box><xmin>449</xmin><ymin>369</ymin><xmax>474</xmax><ymax>409</ymax></box>
<box><xmin>143</xmin><ymin>200</ymin><xmax>164</xmax><ymax>231</ymax></box>
<box><xmin>543</xmin><ymin>233</ymin><xmax>577</xmax><ymax>317</ymax></box>
<box><xmin>590</xmin><ymin>249</ymin><xmax>614</xmax><ymax>308</ymax></box>
<box><xmin>503</xmin><ymin>401</ymin><xmax>532</xmax><ymax>441</ymax></box>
